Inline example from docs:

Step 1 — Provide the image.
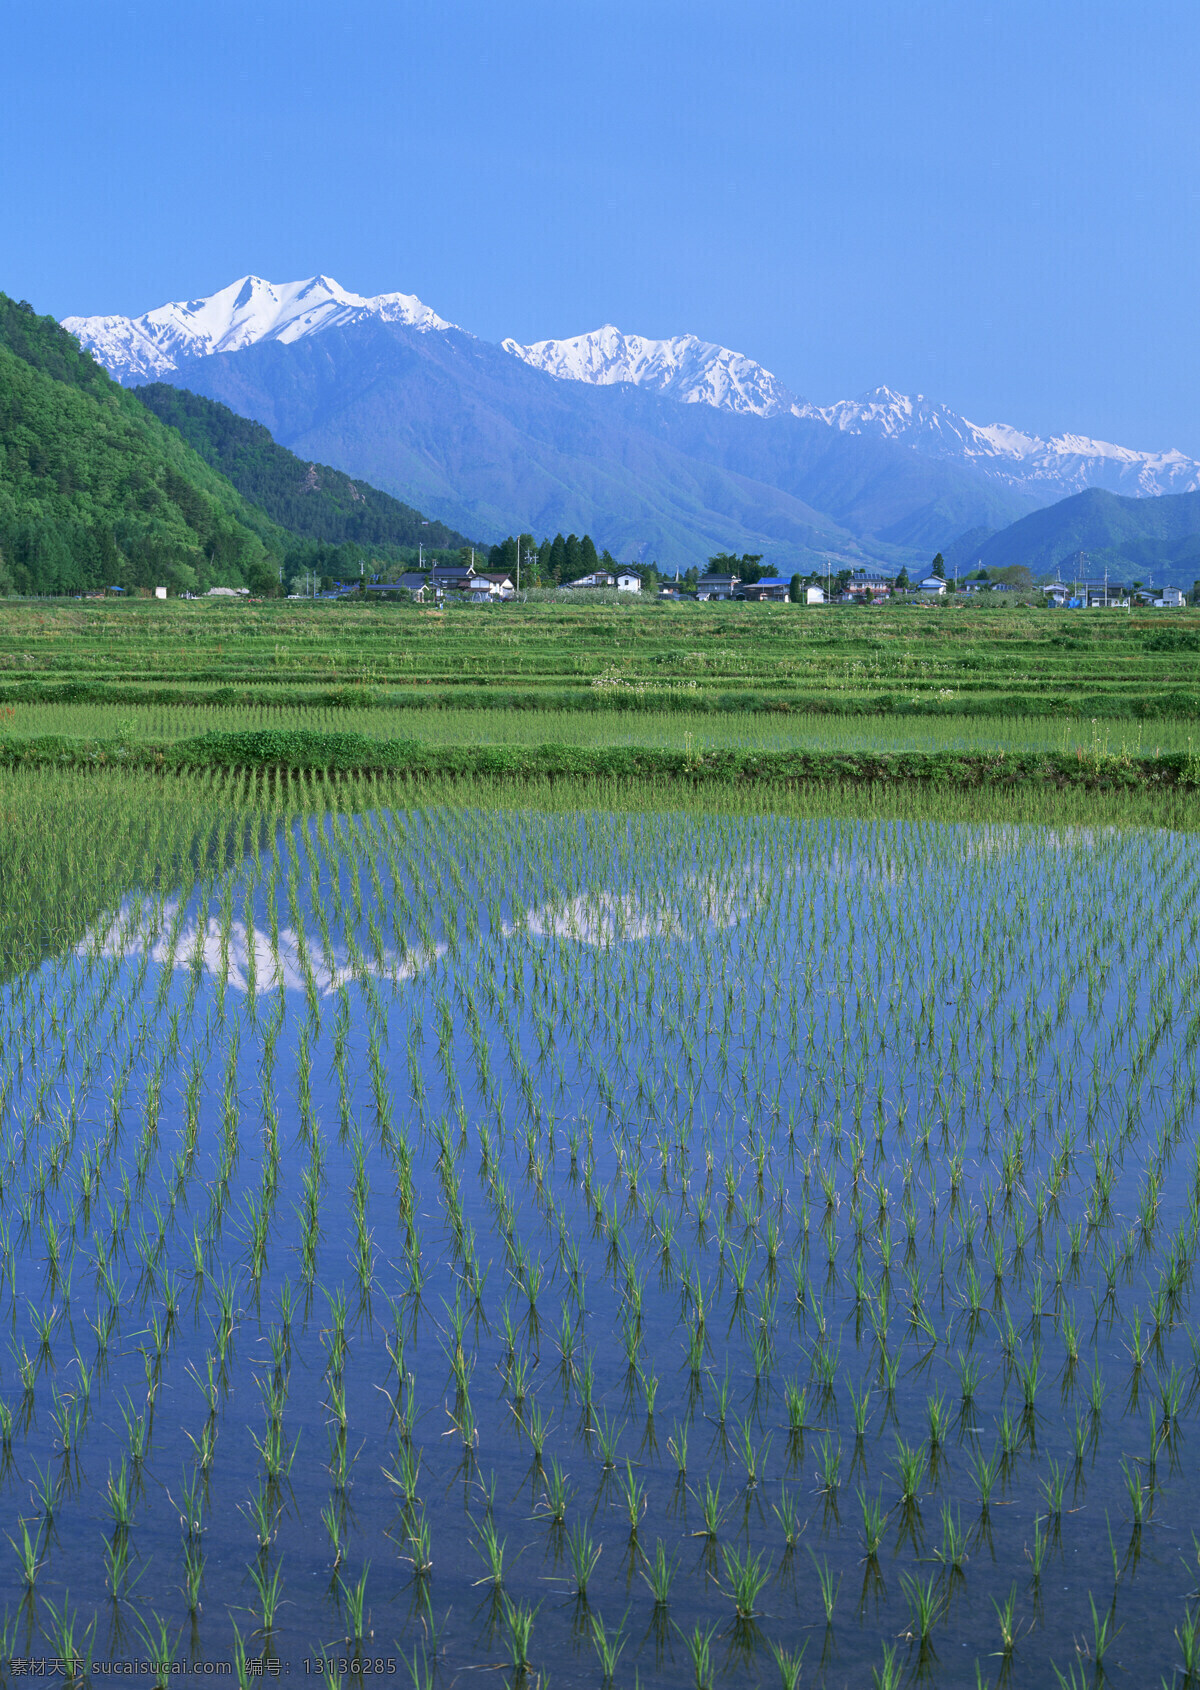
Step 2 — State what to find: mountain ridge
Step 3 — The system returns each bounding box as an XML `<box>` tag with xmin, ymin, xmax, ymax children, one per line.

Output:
<box><xmin>953</xmin><ymin>487</ymin><xmax>1200</xmax><ymax>585</ymax></box>
<box><xmin>64</xmin><ymin>275</ymin><xmax>453</xmax><ymax>387</ymax></box>
<box><xmin>133</xmin><ymin>383</ymin><xmax>471</xmax><ymax>554</ymax></box>
<box><xmin>157</xmin><ymin>315</ymin><xmax>1034</xmax><ymax>568</ymax></box>
<box><xmin>64</xmin><ymin>275</ymin><xmax>1200</xmax><ymax>509</ymax></box>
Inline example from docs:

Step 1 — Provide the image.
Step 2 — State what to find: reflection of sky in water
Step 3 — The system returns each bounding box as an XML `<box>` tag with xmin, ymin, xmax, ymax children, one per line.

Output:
<box><xmin>8</xmin><ymin>806</ymin><xmax>1200</xmax><ymax>1677</ymax></box>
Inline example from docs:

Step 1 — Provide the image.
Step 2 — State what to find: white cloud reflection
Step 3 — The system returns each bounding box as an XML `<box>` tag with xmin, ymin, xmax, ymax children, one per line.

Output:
<box><xmin>515</xmin><ymin>873</ymin><xmax>760</xmax><ymax>948</ymax></box>
<box><xmin>80</xmin><ymin>899</ymin><xmax>445</xmax><ymax>996</ymax></box>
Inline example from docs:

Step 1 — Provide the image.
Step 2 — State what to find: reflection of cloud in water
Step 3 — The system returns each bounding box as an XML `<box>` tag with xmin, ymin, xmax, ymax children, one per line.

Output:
<box><xmin>81</xmin><ymin>899</ymin><xmax>444</xmax><ymax>995</ymax></box>
<box><xmin>963</xmin><ymin>823</ymin><xmax>1125</xmax><ymax>861</ymax></box>
<box><xmin>520</xmin><ymin>891</ymin><xmax>685</xmax><ymax>946</ymax></box>
<box><xmin>516</xmin><ymin>875</ymin><xmax>759</xmax><ymax>948</ymax></box>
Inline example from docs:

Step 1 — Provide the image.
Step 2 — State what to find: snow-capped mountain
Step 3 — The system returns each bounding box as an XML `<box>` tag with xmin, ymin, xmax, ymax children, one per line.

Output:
<box><xmin>58</xmin><ymin>274</ymin><xmax>1200</xmax><ymax>561</ymax></box>
<box><xmin>65</xmin><ymin>274</ymin><xmax>1200</xmax><ymax>501</ymax></box>
<box><xmin>504</xmin><ymin>329</ymin><xmax>1200</xmax><ymax>501</ymax></box>
<box><xmin>62</xmin><ymin>274</ymin><xmax>453</xmax><ymax>386</ymax></box>
<box><xmin>501</xmin><ymin>324</ymin><xmax>798</xmax><ymax>417</ymax></box>
<box><xmin>800</xmin><ymin>386</ymin><xmax>1200</xmax><ymax>500</ymax></box>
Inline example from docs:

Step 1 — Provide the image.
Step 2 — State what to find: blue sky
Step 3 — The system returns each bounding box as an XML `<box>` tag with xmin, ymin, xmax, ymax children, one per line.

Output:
<box><xmin>3</xmin><ymin>0</ymin><xmax>1198</xmax><ymax>452</ymax></box>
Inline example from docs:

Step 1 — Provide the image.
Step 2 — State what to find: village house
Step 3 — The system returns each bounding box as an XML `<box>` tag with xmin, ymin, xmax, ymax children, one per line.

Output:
<box><xmin>467</xmin><ymin>573</ymin><xmax>516</xmax><ymax>602</ymax></box>
<box><xmin>696</xmin><ymin>572</ymin><xmax>740</xmax><ymax>600</ymax></box>
<box><xmin>738</xmin><ymin>577</ymin><xmax>792</xmax><ymax>602</ymax></box>
<box><xmin>566</xmin><ymin>569</ymin><xmax>642</xmax><ymax>592</ymax></box>
<box><xmin>844</xmin><ymin>568</ymin><xmax>893</xmax><ymax>598</ymax></box>
<box><xmin>364</xmin><ymin>573</ymin><xmax>430</xmax><ymax>600</ymax></box>
<box><xmin>431</xmin><ymin>562</ymin><xmax>477</xmax><ymax>594</ymax></box>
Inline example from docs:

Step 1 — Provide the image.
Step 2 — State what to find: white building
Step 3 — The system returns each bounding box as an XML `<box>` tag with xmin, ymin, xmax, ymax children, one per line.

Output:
<box><xmin>567</xmin><ymin>569</ymin><xmax>642</xmax><ymax>592</ymax></box>
<box><xmin>467</xmin><ymin>573</ymin><xmax>515</xmax><ymax>602</ymax></box>
<box><xmin>918</xmin><ymin>575</ymin><xmax>947</xmax><ymax>595</ymax></box>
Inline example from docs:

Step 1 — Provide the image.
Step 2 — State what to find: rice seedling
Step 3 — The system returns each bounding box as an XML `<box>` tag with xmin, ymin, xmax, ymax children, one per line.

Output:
<box><xmin>339</xmin><ymin>1565</ymin><xmax>371</xmax><ymax>1648</ymax></box>
<box><xmin>894</xmin><ymin>1437</ymin><xmax>925</xmax><ymax>1507</ymax></box>
<box><xmin>994</xmin><ymin>1583</ymin><xmax>1020</xmax><ymax>1655</ymax></box>
<box><xmin>693</xmin><ymin>1476</ymin><xmax>724</xmax><ymax>1540</ymax></box>
<box><xmin>872</xmin><ymin>1643</ymin><xmax>902</xmax><ymax>1690</ymax></box>
<box><xmin>816</xmin><ymin>1433</ymin><xmax>842</xmax><ymax>1495</ymax></box>
<box><xmin>935</xmin><ymin>1502</ymin><xmax>968</xmax><ymax>1571</ymax></box>
<box><xmin>667</xmin><ymin>1419</ymin><xmax>689</xmax><ymax>1474</ymax></box>
<box><xmin>773</xmin><ymin>1484</ymin><xmax>802</xmax><ymax>1549</ymax></box>
<box><xmin>722</xmin><ymin>1543</ymin><xmax>772</xmax><ymax>1619</ymax></box>
<box><xmin>859</xmin><ymin>1486</ymin><xmax>888</xmax><ymax>1559</ymax></box>
<box><xmin>8</xmin><ymin>1517</ymin><xmax>43</xmax><ymax>1589</ymax></box>
<box><xmin>536</xmin><ymin>1457</ymin><xmax>570</xmax><ymax>1526</ymax></box>
<box><xmin>471</xmin><ymin>1518</ymin><xmax>506</xmax><ymax>1588</ymax></box>
<box><xmin>686</xmin><ymin>1622</ymin><xmax>718</xmax><ymax>1690</ymax></box>
<box><xmin>807</xmin><ymin>1547</ymin><xmax>841</xmax><ymax>1623</ymax></box>
<box><xmin>565</xmin><ymin>1518</ymin><xmax>602</xmax><ymax>1599</ymax></box>
<box><xmin>1176</xmin><ymin>1604</ymin><xmax>1200</xmax><ymax>1683</ymax></box>
<box><xmin>589</xmin><ymin>1609</ymin><xmax>627</xmax><ymax>1684</ymax></box>
<box><xmin>248</xmin><ymin>1559</ymin><xmax>284</xmax><ymax>1635</ymax></box>
<box><xmin>900</xmin><ymin>1571</ymin><xmax>944</xmax><ymax>1644</ymax></box>
<box><xmin>501</xmin><ymin>1595</ymin><xmax>536</xmax><ymax>1675</ymax></box>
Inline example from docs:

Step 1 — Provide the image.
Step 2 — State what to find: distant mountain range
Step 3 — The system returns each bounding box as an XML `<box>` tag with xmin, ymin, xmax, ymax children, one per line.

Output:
<box><xmin>505</xmin><ymin>326</ymin><xmax>1200</xmax><ymax>504</ymax></box>
<box><xmin>61</xmin><ymin>275</ymin><xmax>1200</xmax><ymax>572</ymax></box>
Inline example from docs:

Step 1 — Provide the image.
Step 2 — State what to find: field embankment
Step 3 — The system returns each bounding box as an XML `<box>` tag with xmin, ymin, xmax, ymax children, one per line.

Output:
<box><xmin>5</xmin><ymin>725</ymin><xmax>1200</xmax><ymax>793</ymax></box>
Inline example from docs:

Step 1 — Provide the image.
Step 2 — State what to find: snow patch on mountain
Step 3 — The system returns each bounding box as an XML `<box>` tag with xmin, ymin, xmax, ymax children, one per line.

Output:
<box><xmin>62</xmin><ymin>275</ymin><xmax>453</xmax><ymax>385</ymax></box>
<box><xmin>503</xmin><ymin>334</ymin><xmax>1200</xmax><ymax>498</ymax></box>
<box><xmin>799</xmin><ymin>386</ymin><xmax>1200</xmax><ymax>499</ymax></box>
<box><xmin>501</xmin><ymin>324</ymin><xmax>798</xmax><ymax>417</ymax></box>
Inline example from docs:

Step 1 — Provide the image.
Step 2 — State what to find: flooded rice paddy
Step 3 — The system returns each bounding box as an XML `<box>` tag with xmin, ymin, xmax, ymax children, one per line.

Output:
<box><xmin>2</xmin><ymin>796</ymin><xmax>1200</xmax><ymax>1687</ymax></box>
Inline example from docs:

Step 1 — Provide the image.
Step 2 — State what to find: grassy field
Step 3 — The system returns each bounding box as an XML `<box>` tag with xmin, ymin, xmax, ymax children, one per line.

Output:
<box><xmin>1</xmin><ymin>598</ymin><xmax>1199</xmax><ymax>723</ymax></box>
<box><xmin>4</xmin><ymin>698</ymin><xmax>1200</xmax><ymax>757</ymax></box>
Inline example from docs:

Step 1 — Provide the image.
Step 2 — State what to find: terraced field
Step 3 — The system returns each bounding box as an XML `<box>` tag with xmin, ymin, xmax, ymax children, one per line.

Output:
<box><xmin>0</xmin><ymin>599</ymin><xmax>1198</xmax><ymax>722</ymax></box>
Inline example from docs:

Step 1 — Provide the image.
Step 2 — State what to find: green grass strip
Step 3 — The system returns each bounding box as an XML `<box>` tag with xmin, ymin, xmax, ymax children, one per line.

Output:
<box><xmin>4</xmin><ymin>728</ymin><xmax>1200</xmax><ymax>790</ymax></box>
<box><xmin>2</xmin><ymin>679</ymin><xmax>1200</xmax><ymax>719</ymax></box>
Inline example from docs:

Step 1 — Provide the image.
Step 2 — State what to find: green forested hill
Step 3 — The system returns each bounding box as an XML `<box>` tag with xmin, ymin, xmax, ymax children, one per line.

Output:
<box><xmin>134</xmin><ymin>383</ymin><xmax>470</xmax><ymax>552</ymax></box>
<box><xmin>969</xmin><ymin>486</ymin><xmax>1200</xmax><ymax>585</ymax></box>
<box><xmin>0</xmin><ymin>295</ymin><xmax>285</xmax><ymax>595</ymax></box>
